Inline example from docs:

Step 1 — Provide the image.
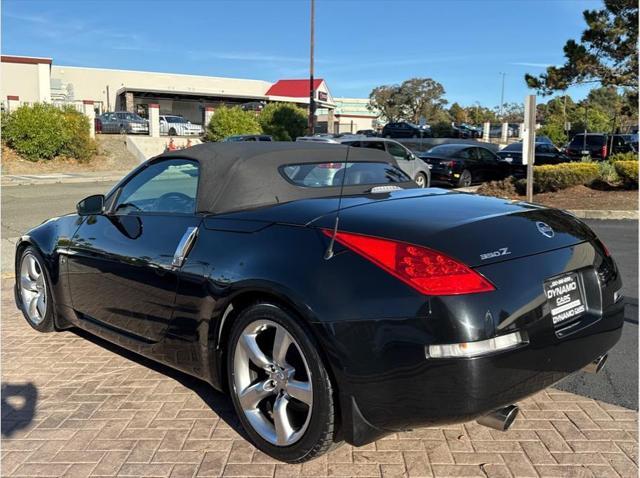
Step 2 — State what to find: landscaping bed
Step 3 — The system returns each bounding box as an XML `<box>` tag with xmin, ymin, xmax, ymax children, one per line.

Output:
<box><xmin>479</xmin><ymin>184</ymin><xmax>637</xmax><ymax>211</ymax></box>
<box><xmin>2</xmin><ymin>136</ymin><xmax>138</xmax><ymax>175</ymax></box>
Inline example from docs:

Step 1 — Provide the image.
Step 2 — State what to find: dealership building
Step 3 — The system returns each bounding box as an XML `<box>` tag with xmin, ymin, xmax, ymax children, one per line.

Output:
<box><xmin>1</xmin><ymin>55</ymin><xmax>379</xmax><ymax>133</ymax></box>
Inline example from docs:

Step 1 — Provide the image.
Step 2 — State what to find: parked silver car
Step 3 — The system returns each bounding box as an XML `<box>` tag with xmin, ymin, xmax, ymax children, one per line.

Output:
<box><xmin>97</xmin><ymin>111</ymin><xmax>149</xmax><ymax>134</ymax></box>
<box><xmin>159</xmin><ymin>115</ymin><xmax>204</xmax><ymax>136</ymax></box>
<box><xmin>338</xmin><ymin>137</ymin><xmax>431</xmax><ymax>187</ymax></box>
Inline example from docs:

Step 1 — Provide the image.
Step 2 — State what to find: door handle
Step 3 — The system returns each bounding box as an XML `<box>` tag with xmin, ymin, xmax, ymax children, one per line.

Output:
<box><xmin>172</xmin><ymin>226</ymin><xmax>199</xmax><ymax>268</ymax></box>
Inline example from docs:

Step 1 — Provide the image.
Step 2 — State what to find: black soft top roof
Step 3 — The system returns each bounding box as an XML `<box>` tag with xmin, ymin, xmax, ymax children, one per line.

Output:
<box><xmin>151</xmin><ymin>142</ymin><xmax>408</xmax><ymax>214</ymax></box>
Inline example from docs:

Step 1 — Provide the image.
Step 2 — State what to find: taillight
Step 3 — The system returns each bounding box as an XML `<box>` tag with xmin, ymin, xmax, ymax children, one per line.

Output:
<box><xmin>601</xmin><ymin>144</ymin><xmax>607</xmax><ymax>158</ymax></box>
<box><xmin>322</xmin><ymin>230</ymin><xmax>495</xmax><ymax>295</ymax></box>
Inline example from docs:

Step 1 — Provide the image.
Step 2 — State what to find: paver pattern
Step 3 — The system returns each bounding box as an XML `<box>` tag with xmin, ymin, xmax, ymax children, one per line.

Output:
<box><xmin>1</xmin><ymin>280</ymin><xmax>637</xmax><ymax>477</ymax></box>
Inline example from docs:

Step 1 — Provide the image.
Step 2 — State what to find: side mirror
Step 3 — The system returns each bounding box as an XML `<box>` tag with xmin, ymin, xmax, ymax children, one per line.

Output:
<box><xmin>77</xmin><ymin>194</ymin><xmax>105</xmax><ymax>216</ymax></box>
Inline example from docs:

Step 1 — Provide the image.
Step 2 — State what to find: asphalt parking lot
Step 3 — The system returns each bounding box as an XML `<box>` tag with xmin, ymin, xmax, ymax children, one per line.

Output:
<box><xmin>1</xmin><ymin>181</ymin><xmax>638</xmax><ymax>477</ymax></box>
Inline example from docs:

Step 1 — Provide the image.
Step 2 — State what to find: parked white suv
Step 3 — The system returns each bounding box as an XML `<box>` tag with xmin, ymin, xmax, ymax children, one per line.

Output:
<box><xmin>159</xmin><ymin>115</ymin><xmax>204</xmax><ymax>136</ymax></box>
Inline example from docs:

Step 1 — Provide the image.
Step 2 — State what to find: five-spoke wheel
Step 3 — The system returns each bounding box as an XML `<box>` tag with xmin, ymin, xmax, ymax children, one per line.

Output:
<box><xmin>18</xmin><ymin>247</ymin><xmax>53</xmax><ymax>332</ymax></box>
<box><xmin>233</xmin><ymin>319</ymin><xmax>313</xmax><ymax>446</ymax></box>
<box><xmin>228</xmin><ymin>303</ymin><xmax>337</xmax><ymax>462</ymax></box>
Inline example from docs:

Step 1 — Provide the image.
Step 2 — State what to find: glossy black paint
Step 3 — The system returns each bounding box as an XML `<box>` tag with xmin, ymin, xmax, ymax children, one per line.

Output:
<box><xmin>15</xmin><ymin>182</ymin><xmax>623</xmax><ymax>446</ymax></box>
<box><xmin>497</xmin><ymin>143</ymin><xmax>571</xmax><ymax>174</ymax></box>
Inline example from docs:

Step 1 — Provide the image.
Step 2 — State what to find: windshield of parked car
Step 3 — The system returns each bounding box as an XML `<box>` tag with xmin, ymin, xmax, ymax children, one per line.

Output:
<box><xmin>502</xmin><ymin>143</ymin><xmax>522</xmax><ymax>152</ymax></box>
<box><xmin>281</xmin><ymin>162</ymin><xmax>410</xmax><ymax>187</ymax></box>
<box><xmin>570</xmin><ymin>135</ymin><xmax>606</xmax><ymax>146</ymax></box>
<box><xmin>166</xmin><ymin>116</ymin><xmax>188</xmax><ymax>123</ymax></box>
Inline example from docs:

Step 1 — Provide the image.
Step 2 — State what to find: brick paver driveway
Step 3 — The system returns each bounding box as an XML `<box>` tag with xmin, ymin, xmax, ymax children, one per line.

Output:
<box><xmin>1</xmin><ymin>280</ymin><xmax>637</xmax><ymax>477</ymax></box>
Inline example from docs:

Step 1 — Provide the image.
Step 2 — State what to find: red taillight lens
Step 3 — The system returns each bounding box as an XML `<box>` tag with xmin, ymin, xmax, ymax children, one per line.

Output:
<box><xmin>322</xmin><ymin>230</ymin><xmax>495</xmax><ymax>295</ymax></box>
<box><xmin>602</xmin><ymin>144</ymin><xmax>607</xmax><ymax>158</ymax></box>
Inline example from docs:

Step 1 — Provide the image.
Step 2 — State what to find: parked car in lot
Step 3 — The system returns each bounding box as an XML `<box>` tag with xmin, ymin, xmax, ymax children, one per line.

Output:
<box><xmin>449</xmin><ymin>123</ymin><xmax>482</xmax><ymax>139</ymax></box>
<box><xmin>497</xmin><ymin>142</ymin><xmax>570</xmax><ymax>166</ymax></box>
<box><xmin>382</xmin><ymin>122</ymin><xmax>430</xmax><ymax>138</ymax></box>
<box><xmin>338</xmin><ymin>137</ymin><xmax>431</xmax><ymax>187</ymax></box>
<box><xmin>356</xmin><ymin>129</ymin><xmax>377</xmax><ymax>137</ymax></box>
<box><xmin>296</xmin><ymin>135</ymin><xmax>339</xmax><ymax>143</ymax></box>
<box><xmin>565</xmin><ymin>133</ymin><xmax>635</xmax><ymax>160</ymax></box>
<box><xmin>419</xmin><ymin>143</ymin><xmax>510</xmax><ymax>187</ymax></box>
<box><xmin>223</xmin><ymin>134</ymin><xmax>273</xmax><ymax>142</ymax></box>
<box><xmin>159</xmin><ymin>115</ymin><xmax>204</xmax><ymax>136</ymax></box>
<box><xmin>97</xmin><ymin>111</ymin><xmax>149</xmax><ymax>134</ymax></box>
<box><xmin>16</xmin><ymin>142</ymin><xmax>622</xmax><ymax>463</ymax></box>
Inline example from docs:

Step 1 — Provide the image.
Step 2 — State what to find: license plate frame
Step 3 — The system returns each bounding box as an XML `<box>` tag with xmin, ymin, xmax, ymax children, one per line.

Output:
<box><xmin>544</xmin><ymin>272</ymin><xmax>586</xmax><ymax>327</ymax></box>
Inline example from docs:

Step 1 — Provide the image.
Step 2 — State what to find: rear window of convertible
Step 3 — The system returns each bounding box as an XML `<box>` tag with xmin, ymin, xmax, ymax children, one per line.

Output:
<box><xmin>281</xmin><ymin>161</ymin><xmax>411</xmax><ymax>187</ymax></box>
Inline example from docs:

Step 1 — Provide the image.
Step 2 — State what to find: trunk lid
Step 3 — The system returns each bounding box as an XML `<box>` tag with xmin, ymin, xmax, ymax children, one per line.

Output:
<box><xmin>310</xmin><ymin>191</ymin><xmax>595</xmax><ymax>267</ymax></box>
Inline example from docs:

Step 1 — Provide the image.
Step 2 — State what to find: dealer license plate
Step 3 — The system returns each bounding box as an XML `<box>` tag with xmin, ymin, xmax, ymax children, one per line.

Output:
<box><xmin>544</xmin><ymin>272</ymin><xmax>586</xmax><ymax>326</ymax></box>
<box><xmin>581</xmin><ymin>150</ymin><xmax>590</xmax><ymax>155</ymax></box>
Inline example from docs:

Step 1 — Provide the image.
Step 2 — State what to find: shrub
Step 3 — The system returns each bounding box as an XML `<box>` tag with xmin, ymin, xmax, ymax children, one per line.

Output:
<box><xmin>258</xmin><ymin>103</ymin><xmax>307</xmax><ymax>141</ymax></box>
<box><xmin>204</xmin><ymin>106</ymin><xmax>261</xmax><ymax>142</ymax></box>
<box><xmin>597</xmin><ymin>161</ymin><xmax>620</xmax><ymax>185</ymax></box>
<box><xmin>2</xmin><ymin>103</ymin><xmax>96</xmax><ymax>161</ymax></box>
<box><xmin>608</xmin><ymin>152</ymin><xmax>637</xmax><ymax>163</ymax></box>
<box><xmin>614</xmin><ymin>161</ymin><xmax>638</xmax><ymax>188</ymax></box>
<box><xmin>533</xmin><ymin>163</ymin><xmax>599</xmax><ymax>192</ymax></box>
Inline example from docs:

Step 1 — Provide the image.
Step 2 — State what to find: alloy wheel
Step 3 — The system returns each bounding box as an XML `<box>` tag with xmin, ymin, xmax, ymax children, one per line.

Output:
<box><xmin>233</xmin><ymin>319</ymin><xmax>313</xmax><ymax>446</ymax></box>
<box><xmin>20</xmin><ymin>253</ymin><xmax>47</xmax><ymax>325</ymax></box>
<box><xmin>415</xmin><ymin>174</ymin><xmax>426</xmax><ymax>188</ymax></box>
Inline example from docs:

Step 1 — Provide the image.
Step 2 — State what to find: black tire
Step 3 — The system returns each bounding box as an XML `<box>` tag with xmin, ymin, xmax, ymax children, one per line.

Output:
<box><xmin>226</xmin><ymin>302</ymin><xmax>337</xmax><ymax>463</ymax></box>
<box><xmin>414</xmin><ymin>172</ymin><xmax>427</xmax><ymax>188</ymax></box>
<box><xmin>458</xmin><ymin>169</ymin><xmax>472</xmax><ymax>187</ymax></box>
<box><xmin>16</xmin><ymin>246</ymin><xmax>55</xmax><ymax>333</ymax></box>
<box><xmin>169</xmin><ymin>128</ymin><xmax>177</xmax><ymax>136</ymax></box>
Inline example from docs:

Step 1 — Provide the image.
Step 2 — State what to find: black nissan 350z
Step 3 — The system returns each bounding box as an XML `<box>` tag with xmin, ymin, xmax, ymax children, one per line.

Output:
<box><xmin>15</xmin><ymin>142</ymin><xmax>623</xmax><ymax>462</ymax></box>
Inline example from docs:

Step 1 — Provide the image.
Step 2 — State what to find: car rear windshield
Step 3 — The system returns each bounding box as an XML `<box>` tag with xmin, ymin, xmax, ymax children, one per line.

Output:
<box><xmin>281</xmin><ymin>162</ymin><xmax>410</xmax><ymax>187</ymax></box>
<box><xmin>570</xmin><ymin>135</ymin><xmax>606</xmax><ymax>146</ymax></box>
<box><xmin>426</xmin><ymin>145</ymin><xmax>467</xmax><ymax>156</ymax></box>
<box><xmin>502</xmin><ymin>143</ymin><xmax>523</xmax><ymax>152</ymax></box>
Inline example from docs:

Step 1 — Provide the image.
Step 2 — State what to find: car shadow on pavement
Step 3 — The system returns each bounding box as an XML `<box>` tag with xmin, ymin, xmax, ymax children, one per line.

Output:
<box><xmin>1</xmin><ymin>382</ymin><xmax>38</xmax><ymax>437</ymax></box>
<box><xmin>70</xmin><ymin>328</ymin><xmax>248</xmax><ymax>439</ymax></box>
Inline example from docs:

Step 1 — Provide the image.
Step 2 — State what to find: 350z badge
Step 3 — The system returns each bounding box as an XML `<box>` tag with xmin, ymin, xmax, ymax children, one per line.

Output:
<box><xmin>480</xmin><ymin>247</ymin><xmax>512</xmax><ymax>261</ymax></box>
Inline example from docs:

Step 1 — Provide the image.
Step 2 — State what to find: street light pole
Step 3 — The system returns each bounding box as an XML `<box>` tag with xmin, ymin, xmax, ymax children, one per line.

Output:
<box><xmin>308</xmin><ymin>0</ymin><xmax>316</xmax><ymax>135</ymax></box>
<box><xmin>499</xmin><ymin>72</ymin><xmax>506</xmax><ymax>119</ymax></box>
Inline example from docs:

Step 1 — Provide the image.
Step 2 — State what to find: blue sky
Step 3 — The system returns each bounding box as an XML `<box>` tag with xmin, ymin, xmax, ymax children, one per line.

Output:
<box><xmin>2</xmin><ymin>0</ymin><xmax>601</xmax><ymax>107</ymax></box>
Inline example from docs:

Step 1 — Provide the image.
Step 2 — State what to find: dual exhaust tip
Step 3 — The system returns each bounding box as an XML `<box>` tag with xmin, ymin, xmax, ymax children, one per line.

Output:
<box><xmin>477</xmin><ymin>354</ymin><xmax>608</xmax><ymax>432</ymax></box>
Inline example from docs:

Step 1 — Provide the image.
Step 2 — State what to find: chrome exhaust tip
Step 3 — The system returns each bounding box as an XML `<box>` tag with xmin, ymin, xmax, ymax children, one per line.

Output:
<box><xmin>476</xmin><ymin>404</ymin><xmax>519</xmax><ymax>431</ymax></box>
<box><xmin>583</xmin><ymin>354</ymin><xmax>608</xmax><ymax>374</ymax></box>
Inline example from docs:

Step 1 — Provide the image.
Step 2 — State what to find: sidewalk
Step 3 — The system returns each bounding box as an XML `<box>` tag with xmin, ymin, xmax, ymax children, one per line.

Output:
<box><xmin>1</xmin><ymin>171</ymin><xmax>129</xmax><ymax>187</ymax></box>
<box><xmin>1</xmin><ymin>279</ymin><xmax>637</xmax><ymax>477</ymax></box>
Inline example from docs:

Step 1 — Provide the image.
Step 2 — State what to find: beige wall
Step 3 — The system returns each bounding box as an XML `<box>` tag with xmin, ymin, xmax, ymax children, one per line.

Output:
<box><xmin>51</xmin><ymin>65</ymin><xmax>273</xmax><ymax>108</ymax></box>
<box><xmin>335</xmin><ymin>116</ymin><xmax>376</xmax><ymax>133</ymax></box>
<box><xmin>1</xmin><ymin>62</ymin><xmax>49</xmax><ymax>104</ymax></box>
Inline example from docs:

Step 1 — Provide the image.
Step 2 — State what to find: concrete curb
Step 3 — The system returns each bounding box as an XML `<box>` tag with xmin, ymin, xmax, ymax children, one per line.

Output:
<box><xmin>568</xmin><ymin>209</ymin><xmax>638</xmax><ymax>220</ymax></box>
<box><xmin>1</xmin><ymin>172</ymin><xmax>127</xmax><ymax>187</ymax></box>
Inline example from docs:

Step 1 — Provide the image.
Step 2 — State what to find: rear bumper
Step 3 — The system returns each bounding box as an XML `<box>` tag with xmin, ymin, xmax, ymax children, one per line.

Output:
<box><xmin>322</xmin><ymin>300</ymin><xmax>623</xmax><ymax>446</ymax></box>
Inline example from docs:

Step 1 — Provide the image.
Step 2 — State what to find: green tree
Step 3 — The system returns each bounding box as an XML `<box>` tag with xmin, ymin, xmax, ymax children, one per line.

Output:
<box><xmin>449</xmin><ymin>102</ymin><xmax>467</xmax><ymax>123</ymax></box>
<box><xmin>204</xmin><ymin>106</ymin><xmax>261</xmax><ymax>142</ymax></box>
<box><xmin>570</xmin><ymin>105</ymin><xmax>612</xmax><ymax>133</ymax></box>
<box><xmin>258</xmin><ymin>103</ymin><xmax>307</xmax><ymax>141</ymax></box>
<box><xmin>466</xmin><ymin>104</ymin><xmax>497</xmax><ymax>124</ymax></box>
<box><xmin>525</xmin><ymin>0</ymin><xmax>638</xmax><ymax>97</ymax></box>
<box><xmin>398</xmin><ymin>78</ymin><xmax>448</xmax><ymax>124</ymax></box>
<box><xmin>499</xmin><ymin>103</ymin><xmax>525</xmax><ymax>123</ymax></box>
<box><xmin>368</xmin><ymin>84</ymin><xmax>404</xmax><ymax>123</ymax></box>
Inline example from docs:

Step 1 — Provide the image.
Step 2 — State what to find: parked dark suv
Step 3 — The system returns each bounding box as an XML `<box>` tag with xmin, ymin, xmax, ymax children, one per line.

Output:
<box><xmin>565</xmin><ymin>133</ymin><xmax>635</xmax><ymax>160</ymax></box>
<box><xmin>382</xmin><ymin>122</ymin><xmax>430</xmax><ymax>138</ymax></box>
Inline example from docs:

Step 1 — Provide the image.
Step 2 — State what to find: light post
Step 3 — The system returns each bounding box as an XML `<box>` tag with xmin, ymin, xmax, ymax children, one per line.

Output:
<box><xmin>308</xmin><ymin>0</ymin><xmax>316</xmax><ymax>135</ymax></box>
<box><xmin>499</xmin><ymin>72</ymin><xmax>506</xmax><ymax>119</ymax></box>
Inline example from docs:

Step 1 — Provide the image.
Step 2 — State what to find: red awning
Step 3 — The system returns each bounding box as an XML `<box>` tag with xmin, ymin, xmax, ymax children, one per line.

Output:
<box><xmin>266</xmin><ymin>79</ymin><xmax>323</xmax><ymax>98</ymax></box>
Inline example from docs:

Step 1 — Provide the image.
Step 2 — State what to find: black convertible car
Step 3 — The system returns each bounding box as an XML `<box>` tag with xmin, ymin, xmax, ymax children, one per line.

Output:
<box><xmin>15</xmin><ymin>142</ymin><xmax>623</xmax><ymax>463</ymax></box>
